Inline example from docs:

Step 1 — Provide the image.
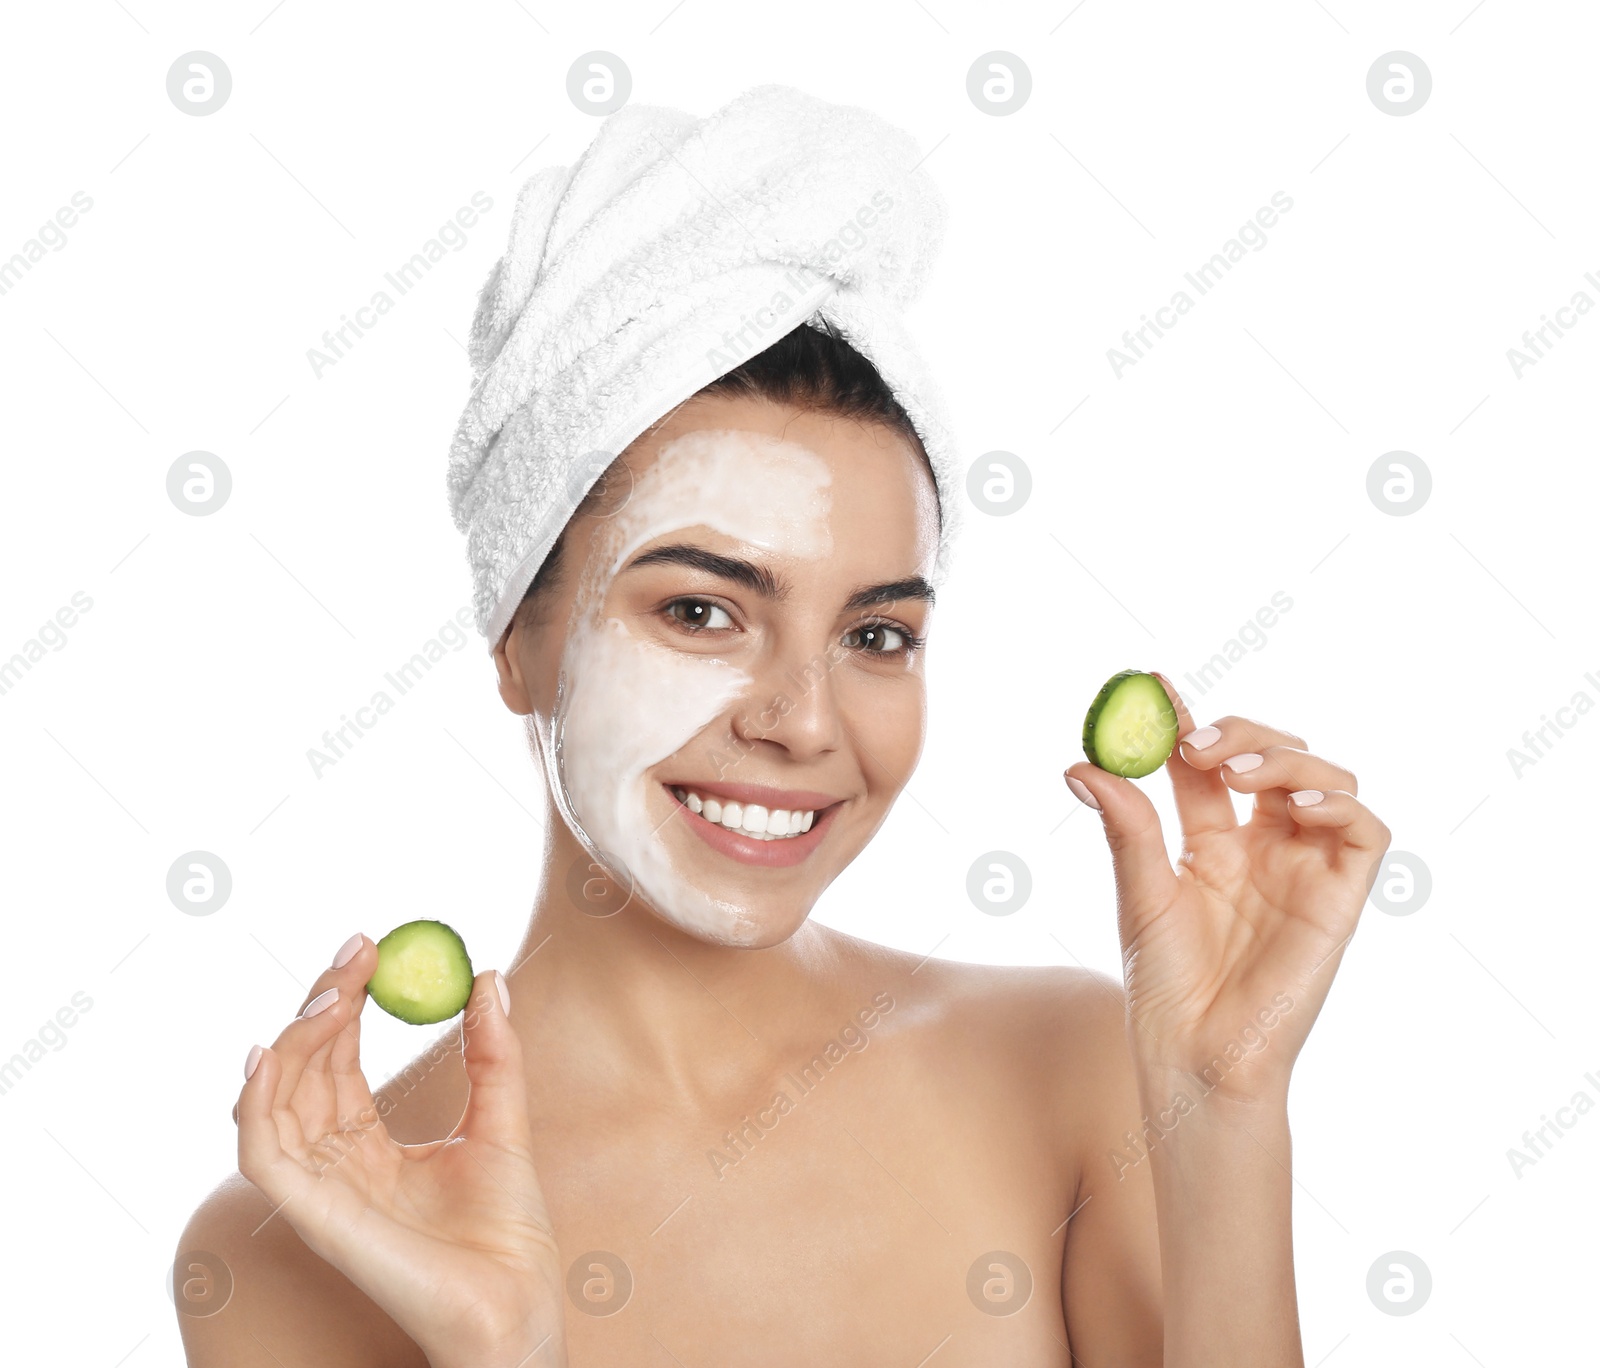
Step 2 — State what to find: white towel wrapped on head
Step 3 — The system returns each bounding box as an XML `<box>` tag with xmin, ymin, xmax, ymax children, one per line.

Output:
<box><xmin>446</xmin><ymin>82</ymin><xmax>961</xmax><ymax>652</ymax></box>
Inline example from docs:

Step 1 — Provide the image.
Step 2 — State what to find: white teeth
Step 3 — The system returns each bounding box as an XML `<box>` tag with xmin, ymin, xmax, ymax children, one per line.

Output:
<box><xmin>670</xmin><ymin>786</ymin><xmax>820</xmax><ymax>840</ymax></box>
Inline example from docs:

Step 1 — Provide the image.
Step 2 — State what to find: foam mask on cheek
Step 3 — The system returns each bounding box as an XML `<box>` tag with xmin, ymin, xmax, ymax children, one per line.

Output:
<box><xmin>528</xmin><ymin>429</ymin><xmax>833</xmax><ymax>944</ymax></box>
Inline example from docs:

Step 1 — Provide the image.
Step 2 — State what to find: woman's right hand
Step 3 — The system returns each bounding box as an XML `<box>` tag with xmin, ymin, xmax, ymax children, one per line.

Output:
<box><xmin>235</xmin><ymin>936</ymin><xmax>566</xmax><ymax>1368</ymax></box>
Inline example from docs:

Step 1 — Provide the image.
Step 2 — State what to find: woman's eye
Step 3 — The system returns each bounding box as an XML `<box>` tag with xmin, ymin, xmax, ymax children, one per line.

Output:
<box><xmin>666</xmin><ymin>599</ymin><xmax>733</xmax><ymax>631</ymax></box>
<box><xmin>844</xmin><ymin>623</ymin><xmax>908</xmax><ymax>654</ymax></box>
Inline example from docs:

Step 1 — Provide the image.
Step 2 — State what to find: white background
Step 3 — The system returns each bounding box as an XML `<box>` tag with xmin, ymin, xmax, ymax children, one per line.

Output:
<box><xmin>1</xmin><ymin>0</ymin><xmax>1594</xmax><ymax>1362</ymax></box>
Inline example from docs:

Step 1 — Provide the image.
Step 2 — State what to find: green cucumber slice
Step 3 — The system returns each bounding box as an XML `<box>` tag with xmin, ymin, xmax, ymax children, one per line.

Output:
<box><xmin>1082</xmin><ymin>670</ymin><xmax>1179</xmax><ymax>778</ymax></box>
<box><xmin>366</xmin><ymin>919</ymin><xmax>474</xmax><ymax>1025</ymax></box>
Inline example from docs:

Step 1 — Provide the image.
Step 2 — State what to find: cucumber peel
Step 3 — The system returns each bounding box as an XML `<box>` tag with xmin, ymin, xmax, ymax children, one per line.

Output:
<box><xmin>1082</xmin><ymin>670</ymin><xmax>1180</xmax><ymax>779</ymax></box>
<box><xmin>366</xmin><ymin>919</ymin><xmax>474</xmax><ymax>1025</ymax></box>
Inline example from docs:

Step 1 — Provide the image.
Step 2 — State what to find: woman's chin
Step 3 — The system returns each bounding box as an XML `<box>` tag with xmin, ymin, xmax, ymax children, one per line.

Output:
<box><xmin>582</xmin><ymin>783</ymin><xmax>854</xmax><ymax>947</ymax></box>
<box><xmin>726</xmin><ymin>902</ymin><xmax>815</xmax><ymax>949</ymax></box>
<box><xmin>635</xmin><ymin>877</ymin><xmax>816</xmax><ymax>949</ymax></box>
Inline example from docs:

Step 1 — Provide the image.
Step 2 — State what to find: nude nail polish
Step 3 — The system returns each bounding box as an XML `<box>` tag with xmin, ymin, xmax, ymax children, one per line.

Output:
<box><xmin>1065</xmin><ymin>774</ymin><xmax>1102</xmax><ymax>811</ymax></box>
<box><xmin>301</xmin><ymin>987</ymin><xmax>339</xmax><ymax>1019</ymax></box>
<box><xmin>332</xmin><ymin>933</ymin><xmax>363</xmax><ymax>968</ymax></box>
<box><xmin>1181</xmin><ymin>725</ymin><xmax>1222</xmax><ymax>751</ymax></box>
<box><xmin>244</xmin><ymin>1044</ymin><xmax>263</xmax><ymax>1080</ymax></box>
<box><xmin>1222</xmin><ymin>752</ymin><xmax>1264</xmax><ymax>773</ymax></box>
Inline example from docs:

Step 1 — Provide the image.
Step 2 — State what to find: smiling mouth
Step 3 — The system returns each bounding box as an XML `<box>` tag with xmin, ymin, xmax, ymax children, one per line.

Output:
<box><xmin>660</xmin><ymin>782</ymin><xmax>844</xmax><ymax>867</ymax></box>
<box><xmin>669</xmin><ymin>785</ymin><xmax>817</xmax><ymax>840</ymax></box>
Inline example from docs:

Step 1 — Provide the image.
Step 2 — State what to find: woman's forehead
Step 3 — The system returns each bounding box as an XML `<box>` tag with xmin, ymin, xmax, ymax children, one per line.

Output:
<box><xmin>605</xmin><ymin>399</ymin><xmax>939</xmax><ymax>568</ymax></box>
<box><xmin>619</xmin><ymin>426</ymin><xmax>835</xmax><ymax>561</ymax></box>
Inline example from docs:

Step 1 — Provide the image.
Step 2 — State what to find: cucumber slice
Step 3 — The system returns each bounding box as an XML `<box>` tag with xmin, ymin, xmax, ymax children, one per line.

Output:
<box><xmin>366</xmin><ymin>919</ymin><xmax>474</xmax><ymax>1025</ymax></box>
<box><xmin>1082</xmin><ymin>670</ymin><xmax>1179</xmax><ymax>778</ymax></box>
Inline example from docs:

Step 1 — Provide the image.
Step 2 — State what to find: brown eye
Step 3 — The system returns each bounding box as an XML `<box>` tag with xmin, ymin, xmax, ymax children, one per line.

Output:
<box><xmin>844</xmin><ymin>623</ymin><xmax>908</xmax><ymax>654</ymax></box>
<box><xmin>667</xmin><ymin>599</ymin><xmax>733</xmax><ymax>630</ymax></box>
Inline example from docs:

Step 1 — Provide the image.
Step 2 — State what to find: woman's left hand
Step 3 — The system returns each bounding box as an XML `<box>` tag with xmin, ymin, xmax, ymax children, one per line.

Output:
<box><xmin>1063</xmin><ymin>671</ymin><xmax>1391</xmax><ymax>1109</ymax></box>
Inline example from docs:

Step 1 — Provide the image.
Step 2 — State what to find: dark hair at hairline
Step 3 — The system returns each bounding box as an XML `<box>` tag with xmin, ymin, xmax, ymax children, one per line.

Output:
<box><xmin>514</xmin><ymin>317</ymin><xmax>934</xmax><ymax>622</ymax></box>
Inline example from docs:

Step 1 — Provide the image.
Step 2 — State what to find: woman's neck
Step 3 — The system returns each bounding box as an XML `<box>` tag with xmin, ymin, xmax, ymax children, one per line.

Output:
<box><xmin>503</xmin><ymin>819</ymin><xmax>843</xmax><ymax>1116</ymax></box>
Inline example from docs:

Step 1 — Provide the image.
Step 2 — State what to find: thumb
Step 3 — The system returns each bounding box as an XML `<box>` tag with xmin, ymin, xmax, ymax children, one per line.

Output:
<box><xmin>1063</xmin><ymin>762</ymin><xmax>1178</xmax><ymax>941</ymax></box>
<box><xmin>453</xmin><ymin>969</ymin><xmax>533</xmax><ymax>1152</ymax></box>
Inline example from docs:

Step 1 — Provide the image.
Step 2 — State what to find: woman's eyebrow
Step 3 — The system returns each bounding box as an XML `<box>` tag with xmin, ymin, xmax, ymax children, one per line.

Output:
<box><xmin>624</xmin><ymin>544</ymin><xmax>787</xmax><ymax>599</ymax></box>
<box><xmin>622</xmin><ymin>544</ymin><xmax>934</xmax><ymax>612</ymax></box>
<box><xmin>842</xmin><ymin>576</ymin><xmax>935</xmax><ymax>612</ymax></box>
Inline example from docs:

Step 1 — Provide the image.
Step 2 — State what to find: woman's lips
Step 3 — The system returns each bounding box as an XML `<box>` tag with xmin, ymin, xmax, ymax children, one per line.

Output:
<box><xmin>662</xmin><ymin>783</ymin><xmax>840</xmax><ymax>868</ymax></box>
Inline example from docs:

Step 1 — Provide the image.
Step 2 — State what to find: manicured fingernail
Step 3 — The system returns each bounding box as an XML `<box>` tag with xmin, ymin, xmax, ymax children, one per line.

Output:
<box><xmin>1222</xmin><ymin>752</ymin><xmax>1264</xmax><ymax>773</ymax></box>
<box><xmin>494</xmin><ymin>970</ymin><xmax>511</xmax><ymax>1017</ymax></box>
<box><xmin>1289</xmin><ymin>789</ymin><xmax>1323</xmax><ymax>806</ymax></box>
<box><xmin>1181</xmin><ymin>725</ymin><xmax>1222</xmax><ymax>751</ymax></box>
<box><xmin>301</xmin><ymin>987</ymin><xmax>339</xmax><ymax>1019</ymax></box>
<box><xmin>244</xmin><ymin>1043</ymin><xmax>263</xmax><ymax>1080</ymax></box>
<box><xmin>332</xmin><ymin>933</ymin><xmax>364</xmax><ymax>968</ymax></box>
<box><xmin>1064</xmin><ymin>774</ymin><xmax>1102</xmax><ymax>811</ymax></box>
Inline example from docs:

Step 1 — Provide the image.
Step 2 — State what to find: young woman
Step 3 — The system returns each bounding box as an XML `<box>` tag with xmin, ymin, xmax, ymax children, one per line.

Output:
<box><xmin>176</xmin><ymin>319</ymin><xmax>1388</xmax><ymax>1367</ymax></box>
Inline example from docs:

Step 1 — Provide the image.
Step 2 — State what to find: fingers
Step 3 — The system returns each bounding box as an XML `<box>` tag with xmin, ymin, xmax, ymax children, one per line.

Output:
<box><xmin>1188</xmin><ymin>736</ymin><xmax>1357</xmax><ymax>828</ymax></box>
<box><xmin>1279</xmin><ymin>788</ymin><xmax>1393</xmax><ymax>861</ymax></box>
<box><xmin>315</xmin><ymin>936</ymin><xmax>381</xmax><ymax>1135</ymax></box>
<box><xmin>275</xmin><ymin>934</ymin><xmax>377</xmax><ymax>1139</ymax></box>
<box><xmin>451</xmin><ymin>969</ymin><xmax>557</xmax><ymax>1243</ymax></box>
<box><xmin>1062</xmin><ymin>761</ymin><xmax>1180</xmax><ymax>941</ymax></box>
<box><xmin>1185</xmin><ymin>712</ymin><xmax>1310</xmax><ymax>755</ymax></box>
<box><xmin>1171</xmin><ymin>711</ymin><xmax>1331</xmax><ymax>825</ymax></box>
<box><xmin>237</xmin><ymin>1044</ymin><xmax>320</xmax><ymax>1212</ymax></box>
<box><xmin>264</xmin><ymin>989</ymin><xmax>354</xmax><ymax>1158</ymax></box>
<box><xmin>1150</xmin><ymin>672</ymin><xmax>1238</xmax><ymax>839</ymax></box>
<box><xmin>293</xmin><ymin>932</ymin><xmax>371</xmax><ymax>1018</ymax></box>
<box><xmin>452</xmin><ymin>970</ymin><xmax>534</xmax><ymax>1155</ymax></box>
<box><xmin>236</xmin><ymin>1042</ymin><xmax>390</xmax><ymax>1278</ymax></box>
<box><xmin>1167</xmin><ymin>711</ymin><xmax>1386</xmax><ymax>861</ymax></box>
<box><xmin>231</xmin><ymin>933</ymin><xmax>376</xmax><ymax>1139</ymax></box>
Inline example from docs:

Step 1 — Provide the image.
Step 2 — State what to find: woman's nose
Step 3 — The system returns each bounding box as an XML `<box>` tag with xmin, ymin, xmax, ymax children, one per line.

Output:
<box><xmin>728</xmin><ymin>643</ymin><xmax>844</xmax><ymax>760</ymax></box>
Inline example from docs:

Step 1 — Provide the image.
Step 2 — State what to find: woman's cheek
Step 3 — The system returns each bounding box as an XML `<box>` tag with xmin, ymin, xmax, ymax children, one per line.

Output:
<box><xmin>556</xmin><ymin>616</ymin><xmax>759</xmax><ymax>940</ymax></box>
<box><xmin>852</xmin><ymin>670</ymin><xmax>927</xmax><ymax>792</ymax></box>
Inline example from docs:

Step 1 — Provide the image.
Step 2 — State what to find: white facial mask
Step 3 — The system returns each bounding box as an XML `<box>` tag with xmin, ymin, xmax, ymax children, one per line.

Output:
<box><xmin>531</xmin><ymin>427</ymin><xmax>833</xmax><ymax>943</ymax></box>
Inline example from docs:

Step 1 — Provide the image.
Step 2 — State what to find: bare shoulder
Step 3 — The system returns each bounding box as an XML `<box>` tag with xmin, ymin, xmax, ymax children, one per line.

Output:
<box><xmin>174</xmin><ymin>1171</ymin><xmax>429</xmax><ymax>1368</ymax></box>
<box><xmin>809</xmin><ymin>927</ymin><xmax>1161</xmax><ymax>1357</ymax></box>
<box><xmin>813</xmin><ymin>924</ymin><xmax>1137</xmax><ymax>1143</ymax></box>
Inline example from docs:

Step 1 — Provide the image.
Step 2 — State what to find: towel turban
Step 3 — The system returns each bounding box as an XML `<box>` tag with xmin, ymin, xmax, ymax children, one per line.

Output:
<box><xmin>445</xmin><ymin>82</ymin><xmax>961</xmax><ymax>652</ymax></box>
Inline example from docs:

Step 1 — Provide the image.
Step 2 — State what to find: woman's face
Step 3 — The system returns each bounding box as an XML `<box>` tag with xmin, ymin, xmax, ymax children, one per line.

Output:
<box><xmin>493</xmin><ymin>391</ymin><xmax>941</xmax><ymax>948</ymax></box>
